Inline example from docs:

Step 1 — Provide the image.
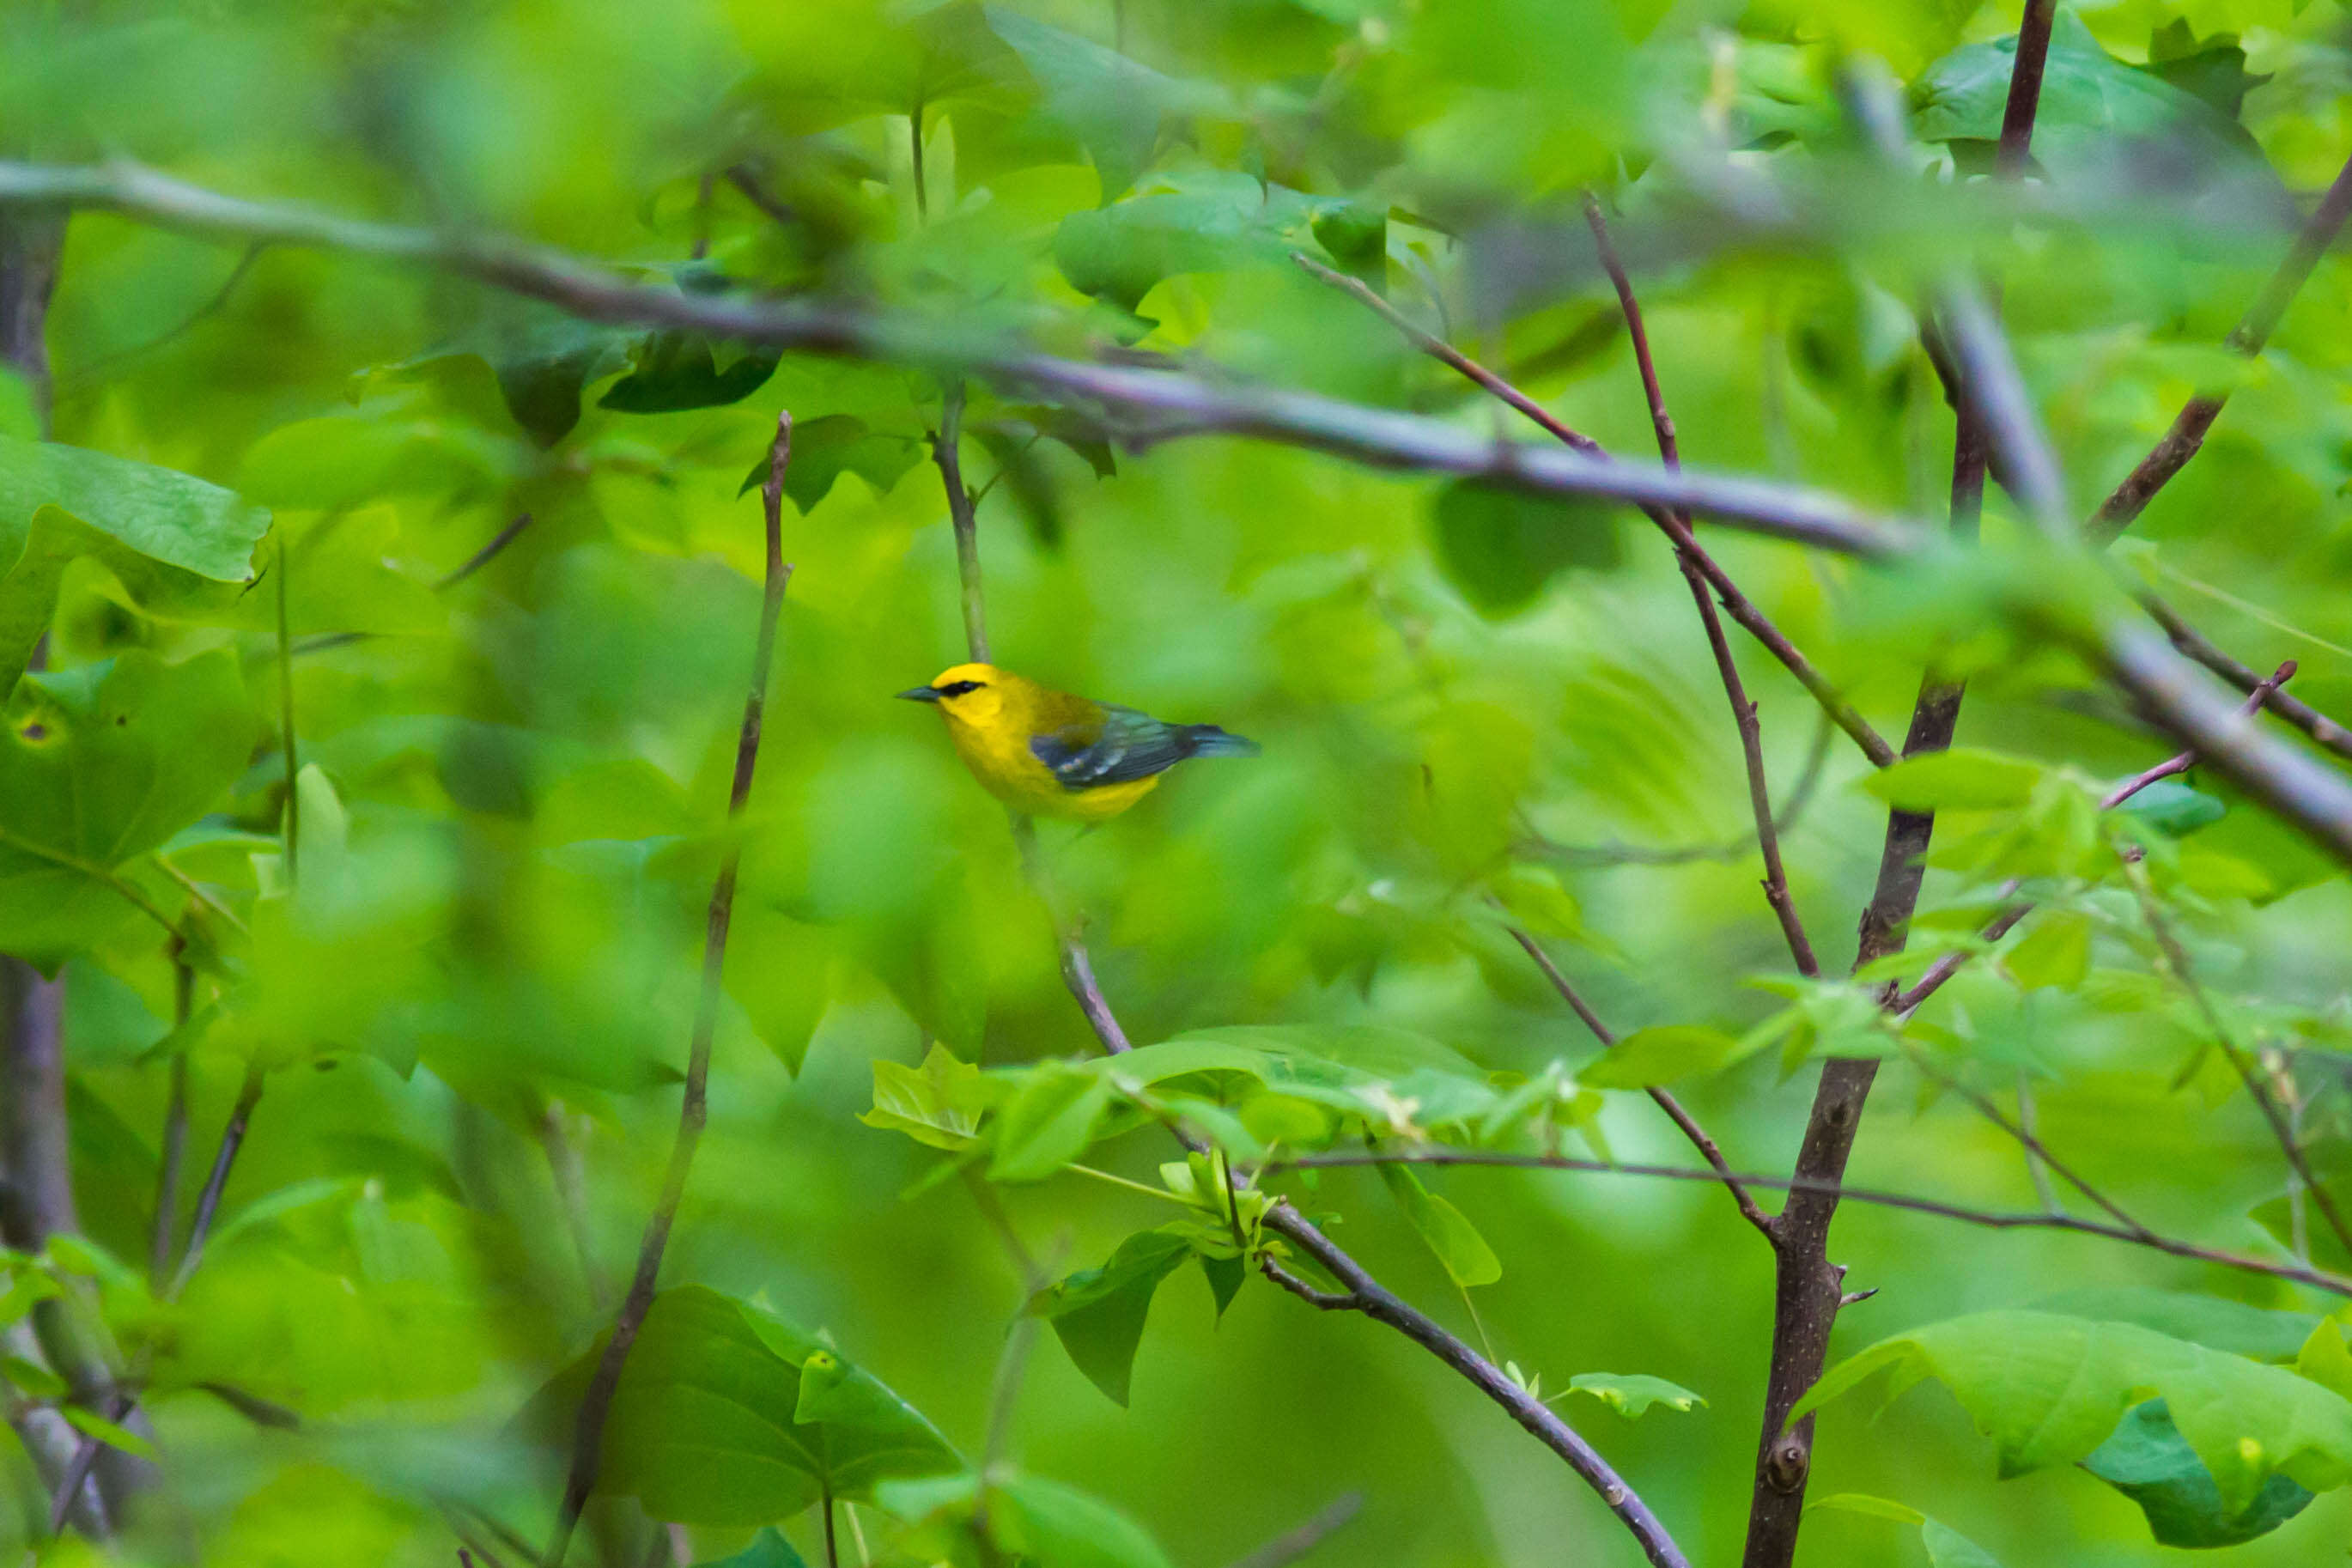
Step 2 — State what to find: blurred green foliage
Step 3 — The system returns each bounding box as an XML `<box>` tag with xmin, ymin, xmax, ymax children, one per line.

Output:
<box><xmin>4</xmin><ymin>0</ymin><xmax>2352</xmax><ymax>1565</ymax></box>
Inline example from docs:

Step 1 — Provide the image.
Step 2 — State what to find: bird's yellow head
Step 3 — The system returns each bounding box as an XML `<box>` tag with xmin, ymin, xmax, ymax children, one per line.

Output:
<box><xmin>896</xmin><ymin>663</ymin><xmax>1007</xmax><ymax>726</ymax></box>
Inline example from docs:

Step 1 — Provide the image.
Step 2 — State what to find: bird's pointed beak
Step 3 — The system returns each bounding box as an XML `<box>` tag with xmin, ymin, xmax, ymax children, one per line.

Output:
<box><xmin>896</xmin><ymin>685</ymin><xmax>943</xmax><ymax>703</ymax></box>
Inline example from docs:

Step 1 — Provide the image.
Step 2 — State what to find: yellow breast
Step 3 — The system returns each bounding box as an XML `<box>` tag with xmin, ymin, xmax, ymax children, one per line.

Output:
<box><xmin>943</xmin><ymin>714</ymin><xmax>1158</xmax><ymax>821</ymax></box>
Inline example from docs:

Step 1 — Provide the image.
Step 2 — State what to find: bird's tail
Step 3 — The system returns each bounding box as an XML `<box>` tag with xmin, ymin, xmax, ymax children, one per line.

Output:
<box><xmin>1177</xmin><ymin>724</ymin><xmax>1261</xmax><ymax>758</ymax></box>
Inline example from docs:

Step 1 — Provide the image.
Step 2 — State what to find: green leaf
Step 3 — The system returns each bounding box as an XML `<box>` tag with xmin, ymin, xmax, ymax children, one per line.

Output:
<box><xmin>1812</xmin><ymin>1497</ymin><xmax>2006</xmax><ymax>1568</ymax></box>
<box><xmin>600</xmin><ymin>330</ymin><xmax>781</xmax><ymax>414</ymax></box>
<box><xmin>1310</xmin><ymin>202</ymin><xmax>1387</xmax><ymax>286</ymax></box>
<box><xmin>1795</xmin><ymin>1310</ymin><xmax>2352</xmax><ymax>1514</ymax></box>
<box><xmin>878</xmin><ymin>1470</ymin><xmax>1176</xmax><ymax>1568</ymax></box>
<box><xmin>989</xmin><ymin>1061</ymin><xmax>1113</xmax><ymax>1182</ymax></box>
<box><xmin>1054</xmin><ymin>172</ymin><xmax>1329</xmax><ymax>313</ymax></box>
<box><xmin>0</xmin><ymin>650</ymin><xmax>255</xmax><ymax>966</ymax></box>
<box><xmin>1914</xmin><ymin>14</ymin><xmax>2282</xmax><ymax>204</ymax></box>
<box><xmin>1487</xmin><ymin>864</ymin><xmax>1584</xmax><ymax>941</ymax></box>
<box><xmin>59</xmin><ymin>1403</ymin><xmax>158</xmax><ymax>1461</ymax></box>
<box><xmin>1030</xmin><ymin>1229</ymin><xmax>1191</xmax><ymax>1406</ymax></box>
<box><xmin>2115</xmin><ymin>780</ymin><xmax>2227</xmax><ymax>836</ymax></box>
<box><xmin>862</xmin><ymin>1042</ymin><xmax>988</xmax><ymax>1150</ymax></box>
<box><xmin>1859</xmin><ymin>748</ymin><xmax>2043</xmax><ymax>811</ymax></box>
<box><xmin>2003</xmin><ymin>911</ymin><xmax>2091</xmax><ymax>991</ymax></box>
<box><xmin>1200</xmin><ymin>1253</ymin><xmax>1246</xmax><ymax>1319</ymax></box>
<box><xmin>1920</xmin><ymin>1520</ymin><xmax>2006</xmax><ymax>1568</ymax></box>
<box><xmin>0</xmin><ymin>434</ymin><xmax>270</xmax><ymax>683</ymax></box>
<box><xmin>693</xmin><ymin>1528</ymin><xmax>810</xmax><ymax>1568</ymax></box>
<box><xmin>1565</xmin><ymin>1372</ymin><xmax>1706</xmax><ymax>1419</ymax></box>
<box><xmin>591</xmin><ymin>1285</ymin><xmax>961</xmax><ymax>1525</ymax></box>
<box><xmin>1</xmin><ymin>1353</ymin><xmax>66</xmax><ymax>1397</ymax></box>
<box><xmin>2032</xmin><ymin>1288</ymin><xmax>2319</xmax><ymax>1363</ymax></box>
<box><xmin>1376</xmin><ymin>1163</ymin><xmax>1500</xmax><ymax>1288</ymax></box>
<box><xmin>1429</xmin><ymin>479</ymin><xmax>1621</xmax><ymax>617</ymax></box>
<box><xmin>981</xmin><ymin>7</ymin><xmax>1226</xmax><ymax>201</ymax></box>
<box><xmin>1578</xmin><ymin>1025</ymin><xmax>1743</xmax><ymax>1089</ymax></box>
<box><xmin>735</xmin><ymin>414</ymin><xmax>923</xmax><ymax>512</ymax></box>
<box><xmin>2082</xmin><ymin>1398</ymin><xmax>2315</xmax><ymax>1548</ymax></box>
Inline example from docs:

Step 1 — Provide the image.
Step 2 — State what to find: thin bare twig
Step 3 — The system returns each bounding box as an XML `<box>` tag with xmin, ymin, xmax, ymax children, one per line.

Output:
<box><xmin>1278</xmin><ymin>1148</ymin><xmax>2352</xmax><ymax>1298</ymax></box>
<box><xmin>148</xmin><ymin>953</ymin><xmax>194</xmax><ymax>1291</ymax></box>
<box><xmin>1258</xmin><ymin>1200</ymin><xmax>1691</xmax><ymax>1568</ymax></box>
<box><xmin>1507</xmin><ymin>927</ymin><xmax>1773</xmax><ymax>1237</ymax></box>
<box><xmin>167</xmin><ymin>1063</ymin><xmax>263</xmax><ymax>1298</ymax></box>
<box><xmin>2101</xmin><ymin>660</ymin><xmax>2297</xmax><ymax>808</ymax></box>
<box><xmin>2142</xmin><ymin>593</ymin><xmax>2352</xmax><ymax>761</ymax></box>
<box><xmin>1219</xmin><ymin>1493</ymin><xmax>1364</xmax><ymax>1568</ymax></box>
<box><xmin>2130</xmin><ymin>868</ymin><xmax>2352</xmax><ymax>1261</ymax></box>
<box><xmin>2092</xmin><ymin>154</ymin><xmax>2352</xmax><ymax>538</ymax></box>
<box><xmin>543</xmin><ymin>413</ymin><xmax>794</xmax><ymax>1568</ymax></box>
<box><xmin>1292</xmin><ymin>250</ymin><xmax>1895</xmax><ymax>769</ymax></box>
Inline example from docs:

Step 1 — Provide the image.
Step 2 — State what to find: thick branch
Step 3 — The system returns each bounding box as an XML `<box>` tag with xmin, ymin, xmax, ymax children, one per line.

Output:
<box><xmin>0</xmin><ymin>161</ymin><xmax>1920</xmax><ymax>559</ymax></box>
<box><xmin>543</xmin><ymin>414</ymin><xmax>794</xmax><ymax>1568</ymax></box>
<box><xmin>1746</xmin><ymin>30</ymin><xmax>2054</xmax><ymax>1568</ymax></box>
<box><xmin>1279</xmin><ymin>1150</ymin><xmax>2352</xmax><ymax>1297</ymax></box>
<box><xmin>1508</xmin><ymin>927</ymin><xmax>1773</xmax><ymax>1237</ymax></box>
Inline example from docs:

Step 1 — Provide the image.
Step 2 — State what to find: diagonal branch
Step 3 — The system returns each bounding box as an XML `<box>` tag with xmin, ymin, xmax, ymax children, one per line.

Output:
<box><xmin>0</xmin><ymin>160</ymin><xmax>1922</xmax><ymax>560</ymax></box>
<box><xmin>542</xmin><ymin>413</ymin><xmax>794</xmax><ymax>1568</ymax></box>
<box><xmin>1508</xmin><ymin>927</ymin><xmax>1774</xmax><ymax>1237</ymax></box>
<box><xmin>2129</xmin><ymin>868</ymin><xmax>2352</xmax><ymax>1261</ymax></box>
<box><xmin>1582</xmin><ymin>193</ymin><xmax>1822</xmax><ymax>977</ymax></box>
<box><xmin>2092</xmin><ymin>154</ymin><xmax>2352</xmax><ymax>538</ymax></box>
<box><xmin>2140</xmin><ymin>593</ymin><xmax>2352</xmax><ymax>762</ymax></box>
<box><xmin>1258</xmin><ymin>1200</ymin><xmax>1691</xmax><ymax>1568</ymax></box>
<box><xmin>1293</xmin><ymin>251</ymin><xmax>1895</xmax><ymax>769</ymax></box>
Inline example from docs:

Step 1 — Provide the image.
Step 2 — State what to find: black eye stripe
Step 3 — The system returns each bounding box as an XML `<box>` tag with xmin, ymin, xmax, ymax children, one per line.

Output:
<box><xmin>939</xmin><ymin>680</ymin><xmax>987</xmax><ymax>696</ymax></box>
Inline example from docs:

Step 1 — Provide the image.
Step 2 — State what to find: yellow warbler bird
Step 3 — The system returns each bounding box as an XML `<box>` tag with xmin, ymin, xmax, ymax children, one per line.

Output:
<box><xmin>897</xmin><ymin>662</ymin><xmax>1260</xmax><ymax>822</ymax></box>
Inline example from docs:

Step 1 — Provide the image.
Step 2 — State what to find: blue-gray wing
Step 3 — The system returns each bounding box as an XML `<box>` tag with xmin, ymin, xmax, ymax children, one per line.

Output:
<box><xmin>1030</xmin><ymin>705</ymin><xmax>1259</xmax><ymax>791</ymax></box>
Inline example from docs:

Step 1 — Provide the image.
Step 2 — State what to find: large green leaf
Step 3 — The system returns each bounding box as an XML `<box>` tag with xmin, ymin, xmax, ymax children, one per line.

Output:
<box><xmin>2083</xmin><ymin>1399</ymin><xmax>2316</xmax><ymax>1547</ymax></box>
<box><xmin>879</xmin><ymin>1471</ymin><xmax>1176</xmax><ymax>1568</ymax></box>
<box><xmin>1796</xmin><ymin>1310</ymin><xmax>2352</xmax><ymax>1513</ymax></box>
<box><xmin>0</xmin><ymin>435</ymin><xmax>269</xmax><ymax>682</ymax></box>
<box><xmin>981</xmin><ymin>8</ymin><xmax>1231</xmax><ymax>201</ymax></box>
<box><xmin>1428</xmin><ymin>480</ymin><xmax>1621</xmax><ymax>618</ymax></box>
<box><xmin>1566</xmin><ymin>1372</ymin><xmax>1706</xmax><ymax>1419</ymax></box>
<box><xmin>862</xmin><ymin>1042</ymin><xmax>990</xmax><ymax>1150</ymax></box>
<box><xmin>0</xmin><ymin>650</ymin><xmax>254</xmax><ymax>965</ymax></box>
<box><xmin>2031</xmin><ymin>1289</ymin><xmax>2319</xmax><ymax>1363</ymax></box>
<box><xmin>1911</xmin><ymin>12</ymin><xmax>2285</xmax><ymax>211</ymax></box>
<box><xmin>1859</xmin><ymin>748</ymin><xmax>2043</xmax><ymax>811</ymax></box>
<box><xmin>1377</xmin><ymin>1163</ymin><xmax>1500</xmax><ymax>1288</ymax></box>
<box><xmin>1578</xmin><ymin>1025</ymin><xmax>1745</xmax><ymax>1088</ymax></box>
<box><xmin>1030</xmin><ymin>1229</ymin><xmax>1192</xmax><ymax>1407</ymax></box>
<box><xmin>989</xmin><ymin>1061</ymin><xmax>1114</xmax><ymax>1182</ymax></box>
<box><xmin>692</xmin><ymin>1528</ymin><xmax>809</xmax><ymax>1568</ymax></box>
<box><xmin>593</xmin><ymin>1285</ymin><xmax>961</xmax><ymax>1525</ymax></box>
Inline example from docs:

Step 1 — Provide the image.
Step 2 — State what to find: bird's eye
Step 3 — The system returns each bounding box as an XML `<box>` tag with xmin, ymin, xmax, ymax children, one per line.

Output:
<box><xmin>941</xmin><ymin>680</ymin><xmax>985</xmax><ymax>696</ymax></box>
